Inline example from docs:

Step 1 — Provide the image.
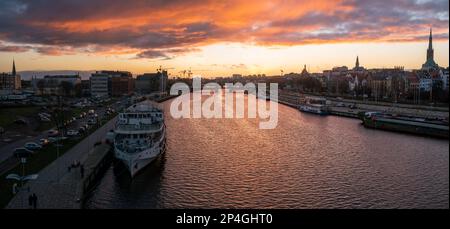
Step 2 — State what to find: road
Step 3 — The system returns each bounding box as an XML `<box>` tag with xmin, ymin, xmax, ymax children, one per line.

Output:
<box><xmin>0</xmin><ymin>99</ymin><xmax>125</xmax><ymax>165</ymax></box>
<box><xmin>6</xmin><ymin>115</ymin><xmax>118</xmax><ymax>208</ymax></box>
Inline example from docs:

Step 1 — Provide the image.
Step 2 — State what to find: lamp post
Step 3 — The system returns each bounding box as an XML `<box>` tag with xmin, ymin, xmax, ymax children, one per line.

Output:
<box><xmin>6</xmin><ymin>155</ymin><xmax>38</xmax><ymax>208</ymax></box>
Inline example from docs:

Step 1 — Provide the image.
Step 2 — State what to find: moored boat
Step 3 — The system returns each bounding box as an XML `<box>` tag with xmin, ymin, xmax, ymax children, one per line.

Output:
<box><xmin>361</xmin><ymin>112</ymin><xmax>449</xmax><ymax>138</ymax></box>
<box><xmin>113</xmin><ymin>101</ymin><xmax>166</xmax><ymax>177</ymax></box>
<box><xmin>298</xmin><ymin>97</ymin><xmax>330</xmax><ymax>115</ymax></box>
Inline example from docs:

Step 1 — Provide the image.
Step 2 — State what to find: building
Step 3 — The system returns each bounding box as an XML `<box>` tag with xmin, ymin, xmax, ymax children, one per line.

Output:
<box><xmin>300</xmin><ymin>65</ymin><xmax>310</xmax><ymax>77</ymax></box>
<box><xmin>32</xmin><ymin>74</ymin><xmax>81</xmax><ymax>96</ymax></box>
<box><xmin>90</xmin><ymin>71</ymin><xmax>110</xmax><ymax>98</ymax></box>
<box><xmin>442</xmin><ymin>68</ymin><xmax>449</xmax><ymax>90</ymax></box>
<box><xmin>135</xmin><ymin>71</ymin><xmax>168</xmax><ymax>94</ymax></box>
<box><xmin>422</xmin><ymin>28</ymin><xmax>439</xmax><ymax>71</ymax></box>
<box><xmin>90</xmin><ymin>70</ymin><xmax>134</xmax><ymax>97</ymax></box>
<box><xmin>111</xmin><ymin>74</ymin><xmax>134</xmax><ymax>96</ymax></box>
<box><xmin>81</xmin><ymin>80</ymin><xmax>91</xmax><ymax>96</ymax></box>
<box><xmin>352</xmin><ymin>56</ymin><xmax>365</xmax><ymax>72</ymax></box>
<box><xmin>0</xmin><ymin>60</ymin><xmax>21</xmax><ymax>95</ymax></box>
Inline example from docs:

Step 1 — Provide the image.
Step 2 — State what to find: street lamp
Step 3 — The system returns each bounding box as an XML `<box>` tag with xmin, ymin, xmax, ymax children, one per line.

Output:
<box><xmin>6</xmin><ymin>155</ymin><xmax>38</xmax><ymax>208</ymax></box>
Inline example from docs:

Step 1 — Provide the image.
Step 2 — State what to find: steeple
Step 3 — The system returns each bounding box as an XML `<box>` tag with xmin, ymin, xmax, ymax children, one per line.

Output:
<box><xmin>428</xmin><ymin>27</ymin><xmax>433</xmax><ymax>50</ymax></box>
<box><xmin>12</xmin><ymin>59</ymin><xmax>16</xmax><ymax>76</ymax></box>
<box><xmin>301</xmin><ymin>64</ymin><xmax>309</xmax><ymax>76</ymax></box>
<box><xmin>426</xmin><ymin>27</ymin><xmax>434</xmax><ymax>61</ymax></box>
<box><xmin>355</xmin><ymin>56</ymin><xmax>359</xmax><ymax>68</ymax></box>
<box><xmin>422</xmin><ymin>27</ymin><xmax>438</xmax><ymax>70</ymax></box>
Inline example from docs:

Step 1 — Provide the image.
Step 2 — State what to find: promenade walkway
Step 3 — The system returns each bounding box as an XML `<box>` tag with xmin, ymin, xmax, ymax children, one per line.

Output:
<box><xmin>6</xmin><ymin>116</ymin><xmax>117</xmax><ymax>209</ymax></box>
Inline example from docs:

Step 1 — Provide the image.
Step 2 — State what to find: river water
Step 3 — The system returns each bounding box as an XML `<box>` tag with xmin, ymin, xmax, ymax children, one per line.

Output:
<box><xmin>85</xmin><ymin>94</ymin><xmax>449</xmax><ymax>208</ymax></box>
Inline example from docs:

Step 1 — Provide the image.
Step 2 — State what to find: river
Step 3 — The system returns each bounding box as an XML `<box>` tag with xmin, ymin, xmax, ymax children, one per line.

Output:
<box><xmin>85</xmin><ymin>94</ymin><xmax>449</xmax><ymax>208</ymax></box>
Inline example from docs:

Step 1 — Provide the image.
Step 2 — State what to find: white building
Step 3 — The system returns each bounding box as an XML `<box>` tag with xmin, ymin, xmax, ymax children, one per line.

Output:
<box><xmin>90</xmin><ymin>72</ymin><xmax>110</xmax><ymax>98</ymax></box>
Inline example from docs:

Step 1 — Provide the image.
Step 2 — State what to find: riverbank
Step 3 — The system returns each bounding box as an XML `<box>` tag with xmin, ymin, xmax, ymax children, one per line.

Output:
<box><xmin>277</xmin><ymin>91</ymin><xmax>449</xmax><ymax>119</ymax></box>
<box><xmin>5</xmin><ymin>115</ymin><xmax>116</xmax><ymax>209</ymax></box>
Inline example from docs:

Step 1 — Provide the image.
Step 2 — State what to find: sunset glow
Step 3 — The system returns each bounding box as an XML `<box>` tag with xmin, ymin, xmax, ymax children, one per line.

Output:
<box><xmin>0</xmin><ymin>0</ymin><xmax>448</xmax><ymax>76</ymax></box>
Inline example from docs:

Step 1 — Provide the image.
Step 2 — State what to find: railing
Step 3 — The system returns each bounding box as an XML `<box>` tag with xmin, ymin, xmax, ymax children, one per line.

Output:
<box><xmin>116</xmin><ymin>123</ymin><xmax>162</xmax><ymax>132</ymax></box>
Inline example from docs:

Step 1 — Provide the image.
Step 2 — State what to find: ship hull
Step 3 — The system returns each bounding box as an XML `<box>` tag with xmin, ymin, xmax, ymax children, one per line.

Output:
<box><xmin>299</xmin><ymin>105</ymin><xmax>328</xmax><ymax>115</ymax></box>
<box><xmin>114</xmin><ymin>139</ymin><xmax>166</xmax><ymax>177</ymax></box>
<box><xmin>362</xmin><ymin>116</ymin><xmax>449</xmax><ymax>139</ymax></box>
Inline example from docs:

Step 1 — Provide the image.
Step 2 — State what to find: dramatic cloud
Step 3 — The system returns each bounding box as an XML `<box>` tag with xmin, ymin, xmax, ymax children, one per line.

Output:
<box><xmin>0</xmin><ymin>0</ymin><xmax>448</xmax><ymax>59</ymax></box>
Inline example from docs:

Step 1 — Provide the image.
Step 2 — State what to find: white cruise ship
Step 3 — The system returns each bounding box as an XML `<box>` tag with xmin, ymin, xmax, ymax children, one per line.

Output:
<box><xmin>298</xmin><ymin>97</ymin><xmax>330</xmax><ymax>115</ymax></box>
<box><xmin>113</xmin><ymin>101</ymin><xmax>166</xmax><ymax>177</ymax></box>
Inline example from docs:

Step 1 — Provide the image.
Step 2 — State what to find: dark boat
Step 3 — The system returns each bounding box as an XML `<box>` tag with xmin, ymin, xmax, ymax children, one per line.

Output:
<box><xmin>360</xmin><ymin>112</ymin><xmax>449</xmax><ymax>139</ymax></box>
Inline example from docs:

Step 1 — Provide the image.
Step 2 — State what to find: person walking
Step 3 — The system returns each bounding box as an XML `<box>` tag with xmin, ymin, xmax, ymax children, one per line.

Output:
<box><xmin>32</xmin><ymin>193</ymin><xmax>37</xmax><ymax>209</ymax></box>
<box><xmin>80</xmin><ymin>165</ymin><xmax>85</xmax><ymax>179</ymax></box>
<box><xmin>28</xmin><ymin>194</ymin><xmax>33</xmax><ymax>209</ymax></box>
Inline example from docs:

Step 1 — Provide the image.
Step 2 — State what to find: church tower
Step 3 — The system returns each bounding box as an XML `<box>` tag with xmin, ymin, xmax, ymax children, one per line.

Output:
<box><xmin>427</xmin><ymin>28</ymin><xmax>434</xmax><ymax>63</ymax></box>
<box><xmin>355</xmin><ymin>56</ymin><xmax>359</xmax><ymax>69</ymax></box>
<box><xmin>12</xmin><ymin>59</ymin><xmax>16</xmax><ymax>76</ymax></box>
<box><xmin>422</xmin><ymin>27</ymin><xmax>439</xmax><ymax>70</ymax></box>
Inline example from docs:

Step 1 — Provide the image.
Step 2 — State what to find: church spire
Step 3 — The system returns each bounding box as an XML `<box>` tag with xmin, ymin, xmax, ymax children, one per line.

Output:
<box><xmin>428</xmin><ymin>27</ymin><xmax>433</xmax><ymax>50</ymax></box>
<box><xmin>426</xmin><ymin>27</ymin><xmax>434</xmax><ymax>63</ymax></box>
<box><xmin>355</xmin><ymin>56</ymin><xmax>359</xmax><ymax>68</ymax></box>
<box><xmin>422</xmin><ymin>27</ymin><xmax>438</xmax><ymax>70</ymax></box>
<box><xmin>12</xmin><ymin>59</ymin><xmax>16</xmax><ymax>76</ymax></box>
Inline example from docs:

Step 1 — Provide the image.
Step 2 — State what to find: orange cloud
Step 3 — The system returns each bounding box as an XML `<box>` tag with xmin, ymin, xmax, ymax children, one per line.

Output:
<box><xmin>0</xmin><ymin>0</ymin><xmax>448</xmax><ymax>59</ymax></box>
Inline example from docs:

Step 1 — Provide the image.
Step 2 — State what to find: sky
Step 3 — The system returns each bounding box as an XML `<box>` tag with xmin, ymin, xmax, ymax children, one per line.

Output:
<box><xmin>0</xmin><ymin>0</ymin><xmax>448</xmax><ymax>77</ymax></box>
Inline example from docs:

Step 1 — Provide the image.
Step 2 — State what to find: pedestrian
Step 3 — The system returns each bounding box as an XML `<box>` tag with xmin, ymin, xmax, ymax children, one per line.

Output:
<box><xmin>32</xmin><ymin>193</ymin><xmax>37</xmax><ymax>209</ymax></box>
<box><xmin>28</xmin><ymin>194</ymin><xmax>33</xmax><ymax>208</ymax></box>
<box><xmin>12</xmin><ymin>183</ymin><xmax>17</xmax><ymax>194</ymax></box>
<box><xmin>80</xmin><ymin>165</ymin><xmax>85</xmax><ymax>178</ymax></box>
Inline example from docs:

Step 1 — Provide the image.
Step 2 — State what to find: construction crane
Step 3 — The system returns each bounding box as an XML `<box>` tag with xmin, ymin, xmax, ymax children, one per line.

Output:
<box><xmin>157</xmin><ymin>65</ymin><xmax>174</xmax><ymax>73</ymax></box>
<box><xmin>178</xmin><ymin>68</ymin><xmax>212</xmax><ymax>78</ymax></box>
<box><xmin>280</xmin><ymin>69</ymin><xmax>284</xmax><ymax>77</ymax></box>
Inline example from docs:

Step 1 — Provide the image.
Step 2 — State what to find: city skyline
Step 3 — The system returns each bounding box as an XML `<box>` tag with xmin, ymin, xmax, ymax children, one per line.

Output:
<box><xmin>0</xmin><ymin>0</ymin><xmax>449</xmax><ymax>77</ymax></box>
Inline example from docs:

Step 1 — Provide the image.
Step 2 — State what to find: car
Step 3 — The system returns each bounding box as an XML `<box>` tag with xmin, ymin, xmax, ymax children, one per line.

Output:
<box><xmin>47</xmin><ymin>129</ymin><xmax>59</xmax><ymax>137</ymax></box>
<box><xmin>78</xmin><ymin>127</ymin><xmax>86</xmax><ymax>133</ymax></box>
<box><xmin>40</xmin><ymin>116</ymin><xmax>51</xmax><ymax>122</ymax></box>
<box><xmin>13</xmin><ymin>148</ymin><xmax>34</xmax><ymax>158</ymax></box>
<box><xmin>336</xmin><ymin>102</ymin><xmax>345</xmax><ymax>107</ymax></box>
<box><xmin>39</xmin><ymin>112</ymin><xmax>51</xmax><ymax>118</ymax></box>
<box><xmin>349</xmin><ymin>104</ymin><xmax>357</xmax><ymax>109</ymax></box>
<box><xmin>14</xmin><ymin>119</ymin><xmax>28</xmax><ymax>125</ymax></box>
<box><xmin>24</xmin><ymin>142</ymin><xmax>42</xmax><ymax>151</ymax></box>
<box><xmin>48</xmin><ymin>136</ymin><xmax>68</xmax><ymax>143</ymax></box>
<box><xmin>39</xmin><ymin>138</ymin><xmax>50</xmax><ymax>146</ymax></box>
<box><xmin>67</xmin><ymin>130</ymin><xmax>79</xmax><ymax>136</ymax></box>
<box><xmin>87</xmin><ymin>119</ymin><xmax>97</xmax><ymax>125</ymax></box>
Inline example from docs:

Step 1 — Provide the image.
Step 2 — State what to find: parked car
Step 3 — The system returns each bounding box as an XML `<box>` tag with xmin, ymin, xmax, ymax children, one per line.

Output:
<box><xmin>48</xmin><ymin>129</ymin><xmax>59</xmax><ymax>137</ymax></box>
<box><xmin>87</xmin><ymin>119</ymin><xmax>97</xmax><ymax>125</ymax></box>
<box><xmin>336</xmin><ymin>102</ymin><xmax>345</xmax><ymax>107</ymax></box>
<box><xmin>40</xmin><ymin>116</ymin><xmax>51</xmax><ymax>122</ymax></box>
<box><xmin>13</xmin><ymin>148</ymin><xmax>34</xmax><ymax>158</ymax></box>
<box><xmin>78</xmin><ymin>127</ymin><xmax>86</xmax><ymax>134</ymax></box>
<box><xmin>39</xmin><ymin>138</ymin><xmax>50</xmax><ymax>146</ymax></box>
<box><xmin>48</xmin><ymin>136</ymin><xmax>68</xmax><ymax>143</ymax></box>
<box><xmin>88</xmin><ymin>109</ymin><xmax>95</xmax><ymax>115</ymax></box>
<box><xmin>24</xmin><ymin>142</ymin><xmax>42</xmax><ymax>151</ymax></box>
<box><xmin>67</xmin><ymin>130</ymin><xmax>79</xmax><ymax>136</ymax></box>
<box><xmin>14</xmin><ymin>119</ymin><xmax>28</xmax><ymax>125</ymax></box>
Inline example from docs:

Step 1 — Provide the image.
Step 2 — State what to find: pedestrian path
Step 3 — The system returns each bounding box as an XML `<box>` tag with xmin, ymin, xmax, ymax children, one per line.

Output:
<box><xmin>6</xmin><ymin>116</ymin><xmax>117</xmax><ymax>209</ymax></box>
